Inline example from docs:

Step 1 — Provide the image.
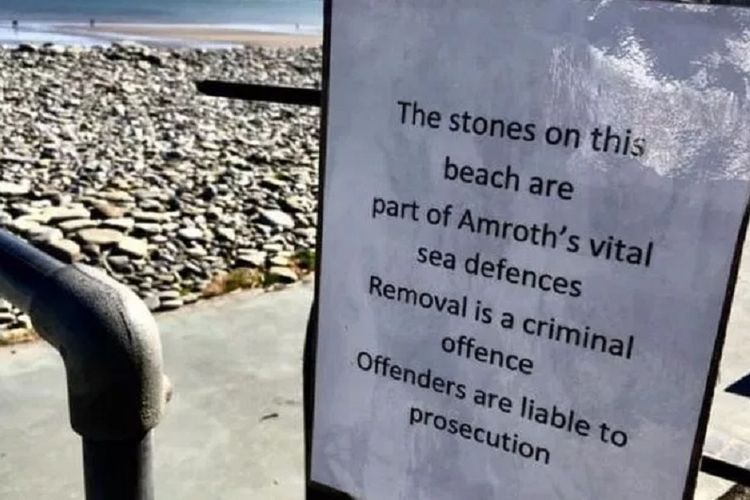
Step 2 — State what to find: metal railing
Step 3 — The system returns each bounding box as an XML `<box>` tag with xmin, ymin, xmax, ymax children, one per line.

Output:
<box><xmin>0</xmin><ymin>229</ymin><xmax>170</xmax><ymax>500</ymax></box>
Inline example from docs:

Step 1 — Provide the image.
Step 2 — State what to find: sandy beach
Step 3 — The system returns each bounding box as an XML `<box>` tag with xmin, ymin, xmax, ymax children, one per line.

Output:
<box><xmin>56</xmin><ymin>23</ymin><xmax>322</xmax><ymax>48</ymax></box>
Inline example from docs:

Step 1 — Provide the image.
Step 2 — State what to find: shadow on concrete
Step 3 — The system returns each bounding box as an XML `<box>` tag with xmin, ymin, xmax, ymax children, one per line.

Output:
<box><xmin>726</xmin><ymin>373</ymin><xmax>750</xmax><ymax>398</ymax></box>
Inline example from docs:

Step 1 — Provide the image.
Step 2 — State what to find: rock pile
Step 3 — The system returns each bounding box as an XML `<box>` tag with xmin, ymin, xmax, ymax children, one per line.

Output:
<box><xmin>0</xmin><ymin>42</ymin><xmax>321</xmax><ymax>332</ymax></box>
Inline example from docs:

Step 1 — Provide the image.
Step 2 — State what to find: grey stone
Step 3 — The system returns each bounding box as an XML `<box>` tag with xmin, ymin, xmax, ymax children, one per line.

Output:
<box><xmin>0</xmin><ymin>182</ymin><xmax>31</xmax><ymax>196</ymax></box>
<box><xmin>132</xmin><ymin>211</ymin><xmax>173</xmax><ymax>223</ymax></box>
<box><xmin>158</xmin><ymin>290</ymin><xmax>181</xmax><ymax>301</ymax></box>
<box><xmin>186</xmin><ymin>246</ymin><xmax>208</xmax><ymax>258</ymax></box>
<box><xmin>16</xmin><ymin>43</ymin><xmax>37</xmax><ymax>53</ymax></box>
<box><xmin>11</xmin><ymin>218</ymin><xmax>41</xmax><ymax>234</ymax></box>
<box><xmin>0</xmin><ymin>313</ymin><xmax>16</xmax><ymax>325</ymax></box>
<box><xmin>178</xmin><ymin>227</ymin><xmax>204</xmax><ymax>241</ymax></box>
<box><xmin>262</xmin><ymin>243</ymin><xmax>285</xmax><ymax>253</ymax></box>
<box><xmin>91</xmin><ymin>201</ymin><xmax>126</xmax><ymax>219</ymax></box>
<box><xmin>117</xmin><ymin>236</ymin><xmax>149</xmax><ymax>258</ymax></box>
<box><xmin>236</xmin><ymin>251</ymin><xmax>267</xmax><ymax>268</ymax></box>
<box><xmin>160</xmin><ymin>299</ymin><xmax>184</xmax><ymax>311</ymax></box>
<box><xmin>15</xmin><ymin>314</ymin><xmax>32</xmax><ymax>329</ymax></box>
<box><xmin>134</xmin><ymin>223</ymin><xmax>163</xmax><ymax>236</ymax></box>
<box><xmin>182</xmin><ymin>293</ymin><xmax>200</xmax><ymax>305</ymax></box>
<box><xmin>103</xmin><ymin>218</ymin><xmax>136</xmax><ymax>232</ymax></box>
<box><xmin>216</xmin><ymin>227</ymin><xmax>236</xmax><ymax>242</ymax></box>
<box><xmin>81</xmin><ymin>244</ymin><xmax>101</xmax><ymax>258</ymax></box>
<box><xmin>97</xmin><ymin>191</ymin><xmax>134</xmax><ymax>203</ymax></box>
<box><xmin>27</xmin><ymin>226</ymin><xmax>63</xmax><ymax>244</ymax></box>
<box><xmin>260</xmin><ymin>177</ymin><xmax>286</xmax><ymax>191</ymax></box>
<box><xmin>17</xmin><ymin>211</ymin><xmax>52</xmax><ymax>224</ymax></box>
<box><xmin>269</xmin><ymin>255</ymin><xmax>291</xmax><ymax>267</ymax></box>
<box><xmin>43</xmin><ymin>239</ymin><xmax>82</xmax><ymax>263</ymax></box>
<box><xmin>259</xmin><ymin>209</ymin><xmax>295</xmax><ymax>229</ymax></box>
<box><xmin>294</xmin><ymin>228</ymin><xmax>317</xmax><ymax>240</ymax></box>
<box><xmin>141</xmin><ymin>294</ymin><xmax>161</xmax><ymax>311</ymax></box>
<box><xmin>77</xmin><ymin>228</ymin><xmax>124</xmax><ymax>246</ymax></box>
<box><xmin>107</xmin><ymin>256</ymin><xmax>133</xmax><ymax>274</ymax></box>
<box><xmin>284</xmin><ymin>195</ymin><xmax>309</xmax><ymax>213</ymax></box>
<box><xmin>268</xmin><ymin>266</ymin><xmax>298</xmax><ymax>284</ymax></box>
<box><xmin>42</xmin><ymin>206</ymin><xmax>90</xmax><ymax>223</ymax></box>
<box><xmin>58</xmin><ymin>219</ymin><xmax>99</xmax><ymax>232</ymax></box>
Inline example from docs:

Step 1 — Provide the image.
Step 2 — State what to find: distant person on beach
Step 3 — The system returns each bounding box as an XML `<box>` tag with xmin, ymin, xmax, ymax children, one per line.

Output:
<box><xmin>11</xmin><ymin>20</ymin><xmax>18</xmax><ymax>32</ymax></box>
<box><xmin>90</xmin><ymin>18</ymin><xmax>96</xmax><ymax>29</ymax></box>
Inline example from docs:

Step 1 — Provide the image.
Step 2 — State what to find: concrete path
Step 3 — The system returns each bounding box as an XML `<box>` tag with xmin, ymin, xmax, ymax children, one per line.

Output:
<box><xmin>699</xmin><ymin>241</ymin><xmax>750</xmax><ymax>499</ymax></box>
<box><xmin>0</xmin><ymin>267</ymin><xmax>749</xmax><ymax>499</ymax></box>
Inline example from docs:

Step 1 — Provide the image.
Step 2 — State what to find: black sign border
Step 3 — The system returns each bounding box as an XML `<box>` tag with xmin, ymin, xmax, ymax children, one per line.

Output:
<box><xmin>303</xmin><ymin>1</ymin><xmax>750</xmax><ymax>499</ymax></box>
<box><xmin>304</xmin><ymin>0</ymin><xmax>352</xmax><ymax>498</ymax></box>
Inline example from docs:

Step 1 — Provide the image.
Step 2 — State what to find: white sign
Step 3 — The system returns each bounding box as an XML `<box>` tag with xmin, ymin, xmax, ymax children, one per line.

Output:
<box><xmin>311</xmin><ymin>1</ymin><xmax>750</xmax><ymax>498</ymax></box>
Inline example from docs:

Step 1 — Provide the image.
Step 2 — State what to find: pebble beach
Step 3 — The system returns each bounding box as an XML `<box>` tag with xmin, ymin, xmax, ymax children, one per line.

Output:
<box><xmin>0</xmin><ymin>41</ymin><xmax>322</xmax><ymax>338</ymax></box>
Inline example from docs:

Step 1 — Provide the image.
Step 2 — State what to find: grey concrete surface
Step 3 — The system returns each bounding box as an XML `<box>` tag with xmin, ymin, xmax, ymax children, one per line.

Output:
<box><xmin>0</xmin><ymin>265</ymin><xmax>749</xmax><ymax>499</ymax></box>
<box><xmin>697</xmin><ymin>241</ymin><xmax>750</xmax><ymax>499</ymax></box>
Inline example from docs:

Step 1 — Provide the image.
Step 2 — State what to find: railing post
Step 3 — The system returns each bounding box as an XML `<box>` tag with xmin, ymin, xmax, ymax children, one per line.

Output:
<box><xmin>83</xmin><ymin>433</ymin><xmax>154</xmax><ymax>500</ymax></box>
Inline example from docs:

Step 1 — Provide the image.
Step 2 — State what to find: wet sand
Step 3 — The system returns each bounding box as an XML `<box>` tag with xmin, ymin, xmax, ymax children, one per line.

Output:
<box><xmin>56</xmin><ymin>23</ymin><xmax>322</xmax><ymax>48</ymax></box>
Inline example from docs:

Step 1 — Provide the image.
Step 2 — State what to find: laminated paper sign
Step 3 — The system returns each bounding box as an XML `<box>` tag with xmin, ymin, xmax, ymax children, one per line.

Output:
<box><xmin>309</xmin><ymin>1</ymin><xmax>750</xmax><ymax>498</ymax></box>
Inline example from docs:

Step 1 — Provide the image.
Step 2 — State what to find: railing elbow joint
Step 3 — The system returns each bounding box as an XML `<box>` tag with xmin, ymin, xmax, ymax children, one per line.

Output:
<box><xmin>29</xmin><ymin>264</ymin><xmax>168</xmax><ymax>441</ymax></box>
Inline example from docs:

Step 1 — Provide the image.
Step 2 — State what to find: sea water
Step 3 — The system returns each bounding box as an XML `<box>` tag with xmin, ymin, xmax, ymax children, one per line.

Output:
<box><xmin>0</xmin><ymin>0</ymin><xmax>323</xmax><ymax>46</ymax></box>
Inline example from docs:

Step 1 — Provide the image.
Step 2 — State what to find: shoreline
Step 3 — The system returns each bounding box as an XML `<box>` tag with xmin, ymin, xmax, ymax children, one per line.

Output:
<box><xmin>57</xmin><ymin>23</ymin><xmax>322</xmax><ymax>48</ymax></box>
<box><xmin>0</xmin><ymin>20</ymin><xmax>322</xmax><ymax>48</ymax></box>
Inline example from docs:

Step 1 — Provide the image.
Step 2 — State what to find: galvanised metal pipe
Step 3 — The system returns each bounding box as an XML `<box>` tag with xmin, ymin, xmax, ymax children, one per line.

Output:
<box><xmin>0</xmin><ymin>230</ymin><xmax>66</xmax><ymax>312</ymax></box>
<box><xmin>83</xmin><ymin>433</ymin><xmax>154</xmax><ymax>500</ymax></box>
<box><xmin>0</xmin><ymin>229</ymin><xmax>168</xmax><ymax>500</ymax></box>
